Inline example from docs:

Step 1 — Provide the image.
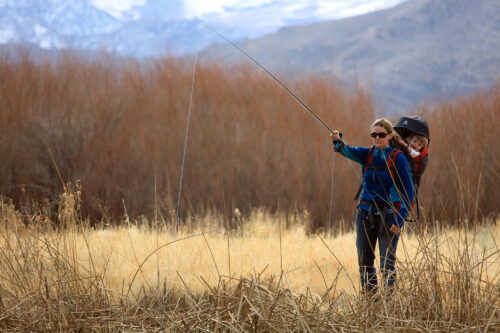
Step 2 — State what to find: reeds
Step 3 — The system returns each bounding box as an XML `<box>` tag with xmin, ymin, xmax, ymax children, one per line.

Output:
<box><xmin>0</xmin><ymin>190</ymin><xmax>498</xmax><ymax>331</ymax></box>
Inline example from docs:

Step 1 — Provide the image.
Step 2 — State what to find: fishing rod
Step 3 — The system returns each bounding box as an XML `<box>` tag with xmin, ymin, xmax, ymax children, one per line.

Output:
<box><xmin>202</xmin><ymin>24</ymin><xmax>334</xmax><ymax>134</ymax></box>
<box><xmin>203</xmin><ymin>24</ymin><xmax>351</xmax><ymax>234</ymax></box>
<box><xmin>203</xmin><ymin>26</ymin><xmax>418</xmax><ymax>234</ymax></box>
<box><xmin>160</xmin><ymin>52</ymin><xmax>198</xmax><ymax>332</ymax></box>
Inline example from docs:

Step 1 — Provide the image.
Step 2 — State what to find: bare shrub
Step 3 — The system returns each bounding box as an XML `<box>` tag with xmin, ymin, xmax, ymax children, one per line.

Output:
<box><xmin>0</xmin><ymin>48</ymin><xmax>499</xmax><ymax>231</ymax></box>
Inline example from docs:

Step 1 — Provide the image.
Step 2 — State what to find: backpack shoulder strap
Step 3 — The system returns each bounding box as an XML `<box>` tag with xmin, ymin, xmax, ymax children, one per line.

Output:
<box><xmin>363</xmin><ymin>145</ymin><xmax>376</xmax><ymax>172</ymax></box>
<box><xmin>354</xmin><ymin>146</ymin><xmax>376</xmax><ymax>201</ymax></box>
<box><xmin>389</xmin><ymin>148</ymin><xmax>402</xmax><ymax>160</ymax></box>
<box><xmin>389</xmin><ymin>148</ymin><xmax>402</xmax><ymax>164</ymax></box>
<box><xmin>387</xmin><ymin>148</ymin><xmax>402</xmax><ymax>179</ymax></box>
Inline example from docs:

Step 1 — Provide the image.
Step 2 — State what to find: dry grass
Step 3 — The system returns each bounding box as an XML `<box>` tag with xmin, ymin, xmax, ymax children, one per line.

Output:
<box><xmin>0</xmin><ymin>195</ymin><xmax>498</xmax><ymax>331</ymax></box>
<box><xmin>51</xmin><ymin>215</ymin><xmax>500</xmax><ymax>298</ymax></box>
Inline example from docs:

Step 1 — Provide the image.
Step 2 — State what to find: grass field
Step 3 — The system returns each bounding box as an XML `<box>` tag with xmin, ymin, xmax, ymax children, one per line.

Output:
<box><xmin>64</xmin><ymin>213</ymin><xmax>500</xmax><ymax>299</ymax></box>
<box><xmin>1</xmin><ymin>199</ymin><xmax>498</xmax><ymax>331</ymax></box>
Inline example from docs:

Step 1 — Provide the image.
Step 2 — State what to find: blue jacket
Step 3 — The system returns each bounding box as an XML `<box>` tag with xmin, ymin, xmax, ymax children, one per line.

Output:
<box><xmin>334</xmin><ymin>142</ymin><xmax>414</xmax><ymax>227</ymax></box>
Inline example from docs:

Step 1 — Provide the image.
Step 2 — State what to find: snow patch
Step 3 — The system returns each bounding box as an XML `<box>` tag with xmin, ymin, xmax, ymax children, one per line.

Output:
<box><xmin>0</xmin><ymin>26</ymin><xmax>15</xmax><ymax>43</ymax></box>
<box><xmin>39</xmin><ymin>36</ymin><xmax>65</xmax><ymax>49</ymax></box>
<box><xmin>90</xmin><ymin>0</ymin><xmax>146</xmax><ymax>19</ymax></box>
<box><xmin>34</xmin><ymin>24</ymin><xmax>47</xmax><ymax>36</ymax></box>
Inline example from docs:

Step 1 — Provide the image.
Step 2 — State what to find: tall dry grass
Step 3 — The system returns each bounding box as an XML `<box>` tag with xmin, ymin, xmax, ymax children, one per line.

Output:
<box><xmin>0</xmin><ymin>191</ymin><xmax>498</xmax><ymax>331</ymax></box>
<box><xmin>0</xmin><ymin>48</ymin><xmax>499</xmax><ymax>232</ymax></box>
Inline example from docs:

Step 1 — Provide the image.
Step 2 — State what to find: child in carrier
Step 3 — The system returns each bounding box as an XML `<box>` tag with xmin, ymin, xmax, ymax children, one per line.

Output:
<box><xmin>401</xmin><ymin>134</ymin><xmax>428</xmax><ymax>158</ymax></box>
<box><xmin>393</xmin><ymin>116</ymin><xmax>430</xmax><ymax>189</ymax></box>
<box><xmin>393</xmin><ymin>116</ymin><xmax>430</xmax><ymax>221</ymax></box>
<box><xmin>399</xmin><ymin>134</ymin><xmax>428</xmax><ymax>182</ymax></box>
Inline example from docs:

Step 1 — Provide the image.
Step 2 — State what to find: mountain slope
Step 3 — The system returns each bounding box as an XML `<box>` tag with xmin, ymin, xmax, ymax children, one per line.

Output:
<box><xmin>202</xmin><ymin>0</ymin><xmax>500</xmax><ymax>114</ymax></box>
<box><xmin>0</xmin><ymin>0</ymin><xmax>236</xmax><ymax>57</ymax></box>
<box><xmin>0</xmin><ymin>0</ymin><xmax>121</xmax><ymax>48</ymax></box>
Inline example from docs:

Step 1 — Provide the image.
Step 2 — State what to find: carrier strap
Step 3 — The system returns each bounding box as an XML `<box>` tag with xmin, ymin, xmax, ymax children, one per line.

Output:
<box><xmin>354</xmin><ymin>146</ymin><xmax>401</xmax><ymax>201</ymax></box>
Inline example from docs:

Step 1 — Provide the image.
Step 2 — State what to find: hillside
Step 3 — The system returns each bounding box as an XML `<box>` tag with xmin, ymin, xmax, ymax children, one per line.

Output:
<box><xmin>0</xmin><ymin>0</ymin><xmax>236</xmax><ymax>57</ymax></box>
<box><xmin>201</xmin><ymin>0</ymin><xmax>500</xmax><ymax>114</ymax></box>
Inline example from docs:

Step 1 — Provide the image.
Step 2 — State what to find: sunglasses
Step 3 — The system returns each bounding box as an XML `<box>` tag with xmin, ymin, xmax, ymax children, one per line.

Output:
<box><xmin>370</xmin><ymin>132</ymin><xmax>389</xmax><ymax>138</ymax></box>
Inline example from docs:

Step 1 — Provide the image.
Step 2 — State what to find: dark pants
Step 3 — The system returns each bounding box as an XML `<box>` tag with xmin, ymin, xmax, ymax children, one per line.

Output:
<box><xmin>355</xmin><ymin>207</ymin><xmax>399</xmax><ymax>294</ymax></box>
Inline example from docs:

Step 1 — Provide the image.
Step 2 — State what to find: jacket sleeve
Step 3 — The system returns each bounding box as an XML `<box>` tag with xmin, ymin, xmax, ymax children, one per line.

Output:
<box><xmin>333</xmin><ymin>142</ymin><xmax>369</xmax><ymax>165</ymax></box>
<box><xmin>391</xmin><ymin>153</ymin><xmax>415</xmax><ymax>227</ymax></box>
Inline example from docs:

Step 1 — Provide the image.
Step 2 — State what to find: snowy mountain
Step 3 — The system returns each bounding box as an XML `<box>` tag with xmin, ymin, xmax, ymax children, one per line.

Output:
<box><xmin>0</xmin><ymin>0</ymin><xmax>120</xmax><ymax>49</ymax></box>
<box><xmin>0</xmin><ymin>0</ymin><xmax>238</xmax><ymax>57</ymax></box>
<box><xmin>0</xmin><ymin>0</ymin><xmax>407</xmax><ymax>57</ymax></box>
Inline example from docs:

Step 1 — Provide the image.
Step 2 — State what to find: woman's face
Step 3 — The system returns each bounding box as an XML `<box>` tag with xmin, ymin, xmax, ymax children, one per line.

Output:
<box><xmin>371</xmin><ymin>125</ymin><xmax>393</xmax><ymax>149</ymax></box>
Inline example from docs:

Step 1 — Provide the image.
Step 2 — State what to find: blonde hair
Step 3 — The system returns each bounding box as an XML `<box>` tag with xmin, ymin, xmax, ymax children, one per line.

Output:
<box><xmin>411</xmin><ymin>134</ymin><xmax>429</xmax><ymax>148</ymax></box>
<box><xmin>371</xmin><ymin>118</ymin><xmax>401</xmax><ymax>147</ymax></box>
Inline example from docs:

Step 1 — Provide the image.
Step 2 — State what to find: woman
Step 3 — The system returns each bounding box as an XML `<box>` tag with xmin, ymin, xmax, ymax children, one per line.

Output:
<box><xmin>331</xmin><ymin>118</ymin><xmax>414</xmax><ymax>296</ymax></box>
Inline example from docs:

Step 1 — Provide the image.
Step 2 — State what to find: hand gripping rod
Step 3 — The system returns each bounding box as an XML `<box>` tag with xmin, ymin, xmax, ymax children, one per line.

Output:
<box><xmin>203</xmin><ymin>24</ymin><xmax>334</xmax><ymax>134</ymax></box>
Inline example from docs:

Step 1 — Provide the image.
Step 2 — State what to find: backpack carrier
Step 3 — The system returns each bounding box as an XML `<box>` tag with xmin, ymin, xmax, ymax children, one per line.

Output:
<box><xmin>354</xmin><ymin>116</ymin><xmax>430</xmax><ymax>222</ymax></box>
<box><xmin>394</xmin><ymin>116</ymin><xmax>430</xmax><ymax>192</ymax></box>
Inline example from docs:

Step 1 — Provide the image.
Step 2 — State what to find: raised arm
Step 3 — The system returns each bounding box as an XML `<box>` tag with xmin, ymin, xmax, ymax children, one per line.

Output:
<box><xmin>330</xmin><ymin>131</ymin><xmax>368</xmax><ymax>164</ymax></box>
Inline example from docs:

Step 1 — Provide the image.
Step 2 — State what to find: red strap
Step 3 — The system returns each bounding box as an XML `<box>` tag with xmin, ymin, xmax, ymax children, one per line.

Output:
<box><xmin>364</xmin><ymin>146</ymin><xmax>400</xmax><ymax>177</ymax></box>
<box><xmin>365</xmin><ymin>146</ymin><xmax>375</xmax><ymax>168</ymax></box>
<box><xmin>388</xmin><ymin>149</ymin><xmax>401</xmax><ymax>179</ymax></box>
<box><xmin>420</xmin><ymin>146</ymin><xmax>428</xmax><ymax>158</ymax></box>
<box><xmin>389</xmin><ymin>149</ymin><xmax>401</xmax><ymax>161</ymax></box>
<box><xmin>394</xmin><ymin>201</ymin><xmax>402</xmax><ymax>213</ymax></box>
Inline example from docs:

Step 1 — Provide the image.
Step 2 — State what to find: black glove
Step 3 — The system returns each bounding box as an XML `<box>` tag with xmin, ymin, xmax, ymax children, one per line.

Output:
<box><xmin>332</xmin><ymin>133</ymin><xmax>345</xmax><ymax>152</ymax></box>
<box><xmin>331</xmin><ymin>132</ymin><xmax>343</xmax><ymax>143</ymax></box>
